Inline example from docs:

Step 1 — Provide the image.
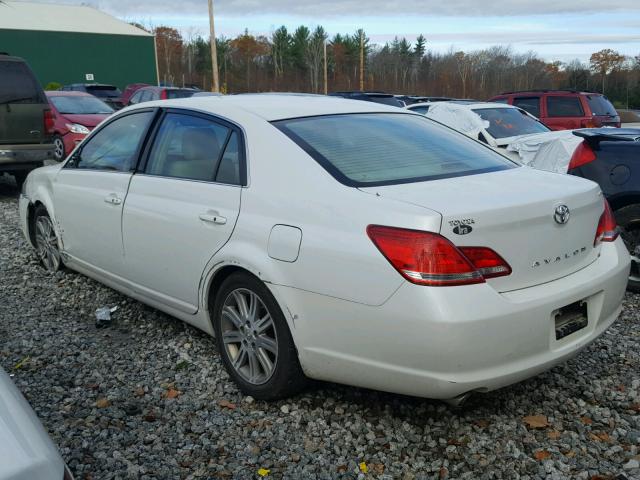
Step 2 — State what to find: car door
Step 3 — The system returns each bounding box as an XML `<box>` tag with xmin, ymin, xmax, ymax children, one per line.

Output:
<box><xmin>544</xmin><ymin>95</ymin><xmax>584</xmax><ymax>130</ymax></box>
<box><xmin>53</xmin><ymin>109</ymin><xmax>157</xmax><ymax>276</ymax></box>
<box><xmin>122</xmin><ymin>109</ymin><xmax>243</xmax><ymax>313</ymax></box>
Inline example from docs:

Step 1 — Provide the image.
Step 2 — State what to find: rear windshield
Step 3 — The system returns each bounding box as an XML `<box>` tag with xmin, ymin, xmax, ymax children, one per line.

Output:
<box><xmin>86</xmin><ymin>86</ymin><xmax>122</xmax><ymax>98</ymax></box>
<box><xmin>472</xmin><ymin>107</ymin><xmax>549</xmax><ymax>139</ymax></box>
<box><xmin>274</xmin><ymin>113</ymin><xmax>515</xmax><ymax>187</ymax></box>
<box><xmin>0</xmin><ymin>61</ymin><xmax>44</xmax><ymax>104</ymax></box>
<box><xmin>586</xmin><ymin>95</ymin><xmax>617</xmax><ymax>116</ymax></box>
<box><xmin>165</xmin><ymin>89</ymin><xmax>197</xmax><ymax>99</ymax></box>
<box><xmin>49</xmin><ymin>95</ymin><xmax>114</xmax><ymax>114</ymax></box>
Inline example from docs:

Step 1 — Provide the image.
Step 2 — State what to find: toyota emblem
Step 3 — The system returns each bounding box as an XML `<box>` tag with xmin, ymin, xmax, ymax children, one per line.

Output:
<box><xmin>554</xmin><ymin>205</ymin><xmax>570</xmax><ymax>225</ymax></box>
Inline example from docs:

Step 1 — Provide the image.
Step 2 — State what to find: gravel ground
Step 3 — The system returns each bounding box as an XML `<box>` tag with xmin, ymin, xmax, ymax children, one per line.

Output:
<box><xmin>1</xmin><ymin>176</ymin><xmax>639</xmax><ymax>480</ymax></box>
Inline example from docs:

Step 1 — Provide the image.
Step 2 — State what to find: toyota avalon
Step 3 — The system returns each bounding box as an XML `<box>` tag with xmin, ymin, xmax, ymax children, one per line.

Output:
<box><xmin>18</xmin><ymin>94</ymin><xmax>630</xmax><ymax>403</ymax></box>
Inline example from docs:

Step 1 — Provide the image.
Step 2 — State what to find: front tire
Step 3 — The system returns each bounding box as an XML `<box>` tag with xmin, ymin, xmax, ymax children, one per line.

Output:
<box><xmin>212</xmin><ymin>272</ymin><xmax>306</xmax><ymax>400</ymax></box>
<box><xmin>53</xmin><ymin>135</ymin><xmax>66</xmax><ymax>161</ymax></box>
<box><xmin>33</xmin><ymin>205</ymin><xmax>62</xmax><ymax>272</ymax></box>
<box><xmin>614</xmin><ymin>204</ymin><xmax>640</xmax><ymax>293</ymax></box>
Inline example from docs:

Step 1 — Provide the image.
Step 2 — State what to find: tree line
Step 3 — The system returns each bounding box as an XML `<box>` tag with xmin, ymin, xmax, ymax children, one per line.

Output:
<box><xmin>147</xmin><ymin>24</ymin><xmax>640</xmax><ymax>108</ymax></box>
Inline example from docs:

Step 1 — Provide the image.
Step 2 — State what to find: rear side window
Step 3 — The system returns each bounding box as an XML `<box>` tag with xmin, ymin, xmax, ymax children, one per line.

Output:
<box><xmin>513</xmin><ymin>97</ymin><xmax>540</xmax><ymax>118</ymax></box>
<box><xmin>75</xmin><ymin>111</ymin><xmax>154</xmax><ymax>171</ymax></box>
<box><xmin>586</xmin><ymin>95</ymin><xmax>616</xmax><ymax>116</ymax></box>
<box><xmin>275</xmin><ymin>113</ymin><xmax>514</xmax><ymax>187</ymax></box>
<box><xmin>145</xmin><ymin>112</ymin><xmax>240</xmax><ymax>184</ymax></box>
<box><xmin>0</xmin><ymin>61</ymin><xmax>44</xmax><ymax>104</ymax></box>
<box><xmin>491</xmin><ymin>97</ymin><xmax>509</xmax><ymax>104</ymax></box>
<box><xmin>547</xmin><ymin>96</ymin><xmax>584</xmax><ymax>117</ymax></box>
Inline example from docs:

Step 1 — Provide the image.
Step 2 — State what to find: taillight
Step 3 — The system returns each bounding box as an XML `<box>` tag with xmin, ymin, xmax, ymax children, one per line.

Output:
<box><xmin>366</xmin><ymin>225</ymin><xmax>511</xmax><ymax>287</ymax></box>
<box><xmin>458</xmin><ymin>247</ymin><xmax>512</xmax><ymax>279</ymax></box>
<box><xmin>594</xmin><ymin>200</ymin><xmax>619</xmax><ymax>246</ymax></box>
<box><xmin>160</xmin><ymin>90</ymin><xmax>168</xmax><ymax>100</ymax></box>
<box><xmin>568</xmin><ymin>141</ymin><xmax>596</xmax><ymax>170</ymax></box>
<box><xmin>43</xmin><ymin>108</ymin><xmax>55</xmax><ymax>135</ymax></box>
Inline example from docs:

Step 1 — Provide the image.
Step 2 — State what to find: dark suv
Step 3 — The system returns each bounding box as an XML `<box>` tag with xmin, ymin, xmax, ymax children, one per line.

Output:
<box><xmin>489</xmin><ymin>90</ymin><xmax>620</xmax><ymax>130</ymax></box>
<box><xmin>0</xmin><ymin>54</ymin><xmax>54</xmax><ymax>186</ymax></box>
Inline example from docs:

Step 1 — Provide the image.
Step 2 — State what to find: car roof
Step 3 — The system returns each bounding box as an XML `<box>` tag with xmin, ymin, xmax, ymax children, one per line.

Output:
<box><xmin>408</xmin><ymin>101</ymin><xmax>518</xmax><ymax>111</ymax></box>
<box><xmin>497</xmin><ymin>90</ymin><xmax>602</xmax><ymax>96</ymax></box>
<box><xmin>134</xmin><ymin>93</ymin><xmax>408</xmax><ymax>121</ymax></box>
<box><xmin>46</xmin><ymin>90</ymin><xmax>94</xmax><ymax>97</ymax></box>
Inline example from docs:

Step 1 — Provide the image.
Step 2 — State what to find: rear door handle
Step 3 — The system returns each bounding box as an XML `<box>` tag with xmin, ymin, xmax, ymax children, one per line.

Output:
<box><xmin>199</xmin><ymin>212</ymin><xmax>227</xmax><ymax>225</ymax></box>
<box><xmin>104</xmin><ymin>194</ymin><xmax>122</xmax><ymax>205</ymax></box>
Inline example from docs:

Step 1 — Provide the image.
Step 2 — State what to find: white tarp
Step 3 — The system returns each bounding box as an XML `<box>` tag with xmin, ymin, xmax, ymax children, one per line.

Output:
<box><xmin>425</xmin><ymin>102</ymin><xmax>582</xmax><ymax>174</ymax></box>
<box><xmin>425</xmin><ymin>102</ymin><xmax>490</xmax><ymax>139</ymax></box>
<box><xmin>505</xmin><ymin>130</ymin><xmax>582</xmax><ymax>173</ymax></box>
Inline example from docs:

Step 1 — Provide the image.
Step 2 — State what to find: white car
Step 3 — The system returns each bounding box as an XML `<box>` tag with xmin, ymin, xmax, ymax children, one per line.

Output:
<box><xmin>19</xmin><ymin>95</ymin><xmax>630</xmax><ymax>404</ymax></box>
<box><xmin>0</xmin><ymin>367</ymin><xmax>72</xmax><ymax>480</ymax></box>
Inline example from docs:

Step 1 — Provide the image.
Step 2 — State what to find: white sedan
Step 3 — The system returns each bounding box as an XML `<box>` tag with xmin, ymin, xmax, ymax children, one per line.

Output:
<box><xmin>19</xmin><ymin>94</ymin><xmax>630</xmax><ymax>403</ymax></box>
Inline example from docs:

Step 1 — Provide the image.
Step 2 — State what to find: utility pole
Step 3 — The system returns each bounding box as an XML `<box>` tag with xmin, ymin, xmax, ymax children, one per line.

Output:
<box><xmin>323</xmin><ymin>40</ymin><xmax>328</xmax><ymax>95</ymax></box>
<box><xmin>359</xmin><ymin>30</ymin><xmax>365</xmax><ymax>91</ymax></box>
<box><xmin>208</xmin><ymin>0</ymin><xmax>220</xmax><ymax>93</ymax></box>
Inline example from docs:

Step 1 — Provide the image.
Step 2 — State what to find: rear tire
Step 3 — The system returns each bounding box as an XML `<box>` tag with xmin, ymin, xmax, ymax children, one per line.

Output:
<box><xmin>614</xmin><ymin>204</ymin><xmax>640</xmax><ymax>293</ymax></box>
<box><xmin>212</xmin><ymin>272</ymin><xmax>307</xmax><ymax>400</ymax></box>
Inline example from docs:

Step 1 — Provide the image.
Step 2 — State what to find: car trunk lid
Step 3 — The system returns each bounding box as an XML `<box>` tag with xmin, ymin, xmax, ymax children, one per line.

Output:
<box><xmin>360</xmin><ymin>167</ymin><xmax>604</xmax><ymax>292</ymax></box>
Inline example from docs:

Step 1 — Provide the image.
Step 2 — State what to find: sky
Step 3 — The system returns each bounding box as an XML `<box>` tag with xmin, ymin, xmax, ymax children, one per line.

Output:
<box><xmin>31</xmin><ymin>0</ymin><xmax>640</xmax><ymax>63</ymax></box>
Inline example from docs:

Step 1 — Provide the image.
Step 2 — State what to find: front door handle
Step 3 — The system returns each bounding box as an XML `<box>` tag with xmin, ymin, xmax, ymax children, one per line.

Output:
<box><xmin>104</xmin><ymin>194</ymin><xmax>122</xmax><ymax>205</ymax></box>
<box><xmin>199</xmin><ymin>212</ymin><xmax>227</xmax><ymax>225</ymax></box>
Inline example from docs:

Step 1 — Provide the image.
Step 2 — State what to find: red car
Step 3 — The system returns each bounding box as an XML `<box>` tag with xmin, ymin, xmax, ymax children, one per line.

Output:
<box><xmin>489</xmin><ymin>90</ymin><xmax>621</xmax><ymax>130</ymax></box>
<box><xmin>121</xmin><ymin>83</ymin><xmax>150</xmax><ymax>105</ymax></box>
<box><xmin>46</xmin><ymin>91</ymin><xmax>114</xmax><ymax>161</ymax></box>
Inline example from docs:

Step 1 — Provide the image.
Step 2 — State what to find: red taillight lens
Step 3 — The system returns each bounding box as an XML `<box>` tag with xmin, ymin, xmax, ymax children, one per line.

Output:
<box><xmin>43</xmin><ymin>108</ymin><xmax>55</xmax><ymax>135</ymax></box>
<box><xmin>367</xmin><ymin>225</ymin><xmax>511</xmax><ymax>286</ymax></box>
<box><xmin>568</xmin><ymin>141</ymin><xmax>596</xmax><ymax>170</ymax></box>
<box><xmin>160</xmin><ymin>90</ymin><xmax>168</xmax><ymax>100</ymax></box>
<box><xmin>594</xmin><ymin>199</ymin><xmax>619</xmax><ymax>246</ymax></box>
<box><xmin>458</xmin><ymin>247</ymin><xmax>512</xmax><ymax>279</ymax></box>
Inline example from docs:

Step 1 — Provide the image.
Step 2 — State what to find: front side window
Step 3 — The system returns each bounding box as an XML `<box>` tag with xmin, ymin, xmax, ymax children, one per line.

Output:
<box><xmin>472</xmin><ymin>107</ymin><xmax>549</xmax><ymax>139</ymax></box>
<box><xmin>74</xmin><ymin>111</ymin><xmax>154</xmax><ymax>171</ymax></box>
<box><xmin>513</xmin><ymin>96</ymin><xmax>541</xmax><ymax>118</ymax></box>
<box><xmin>145</xmin><ymin>113</ymin><xmax>240</xmax><ymax>183</ymax></box>
<box><xmin>275</xmin><ymin>113</ymin><xmax>515</xmax><ymax>186</ymax></box>
<box><xmin>547</xmin><ymin>96</ymin><xmax>584</xmax><ymax>117</ymax></box>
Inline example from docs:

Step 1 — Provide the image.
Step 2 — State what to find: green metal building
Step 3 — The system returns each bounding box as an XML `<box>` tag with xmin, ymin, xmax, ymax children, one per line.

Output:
<box><xmin>0</xmin><ymin>1</ymin><xmax>158</xmax><ymax>89</ymax></box>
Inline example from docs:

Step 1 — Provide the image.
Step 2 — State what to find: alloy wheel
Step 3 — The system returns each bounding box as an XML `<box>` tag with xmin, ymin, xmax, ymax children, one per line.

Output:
<box><xmin>220</xmin><ymin>288</ymin><xmax>278</xmax><ymax>385</ymax></box>
<box><xmin>53</xmin><ymin>137</ymin><xmax>65</xmax><ymax>161</ymax></box>
<box><xmin>35</xmin><ymin>215</ymin><xmax>61</xmax><ymax>271</ymax></box>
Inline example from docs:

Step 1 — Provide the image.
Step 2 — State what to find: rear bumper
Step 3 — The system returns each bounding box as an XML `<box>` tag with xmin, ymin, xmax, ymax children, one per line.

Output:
<box><xmin>0</xmin><ymin>144</ymin><xmax>54</xmax><ymax>169</ymax></box>
<box><xmin>274</xmin><ymin>239</ymin><xmax>630</xmax><ymax>399</ymax></box>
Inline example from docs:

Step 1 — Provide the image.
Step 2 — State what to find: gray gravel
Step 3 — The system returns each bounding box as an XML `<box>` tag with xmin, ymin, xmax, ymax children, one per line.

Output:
<box><xmin>1</xmin><ymin>176</ymin><xmax>639</xmax><ymax>480</ymax></box>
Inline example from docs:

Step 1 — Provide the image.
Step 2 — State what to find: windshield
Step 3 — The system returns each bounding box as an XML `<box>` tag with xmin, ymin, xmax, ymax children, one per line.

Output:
<box><xmin>275</xmin><ymin>113</ymin><xmax>515</xmax><ymax>187</ymax></box>
<box><xmin>586</xmin><ymin>95</ymin><xmax>617</xmax><ymax>116</ymax></box>
<box><xmin>86</xmin><ymin>86</ymin><xmax>122</xmax><ymax>98</ymax></box>
<box><xmin>49</xmin><ymin>95</ymin><xmax>114</xmax><ymax>114</ymax></box>
<box><xmin>472</xmin><ymin>107</ymin><xmax>549</xmax><ymax>139</ymax></box>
